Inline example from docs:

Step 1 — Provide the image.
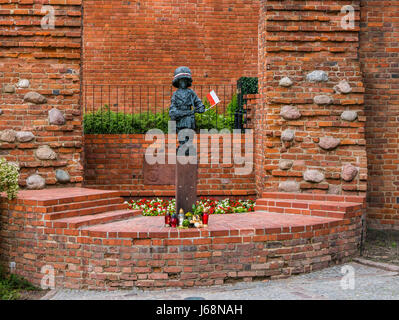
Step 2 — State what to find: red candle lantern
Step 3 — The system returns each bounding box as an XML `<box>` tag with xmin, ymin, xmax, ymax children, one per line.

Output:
<box><xmin>171</xmin><ymin>213</ymin><xmax>178</xmax><ymax>228</ymax></box>
<box><xmin>165</xmin><ymin>212</ymin><xmax>171</xmax><ymax>227</ymax></box>
<box><xmin>202</xmin><ymin>211</ymin><xmax>209</xmax><ymax>227</ymax></box>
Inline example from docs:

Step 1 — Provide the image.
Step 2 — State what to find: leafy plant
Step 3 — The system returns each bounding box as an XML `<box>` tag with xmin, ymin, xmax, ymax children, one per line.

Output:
<box><xmin>0</xmin><ymin>265</ymin><xmax>37</xmax><ymax>300</ymax></box>
<box><xmin>84</xmin><ymin>95</ymin><xmax>241</xmax><ymax>134</ymax></box>
<box><xmin>237</xmin><ymin>77</ymin><xmax>258</xmax><ymax>95</ymax></box>
<box><xmin>84</xmin><ymin>106</ymin><xmax>170</xmax><ymax>134</ymax></box>
<box><xmin>0</xmin><ymin>158</ymin><xmax>20</xmax><ymax>200</ymax></box>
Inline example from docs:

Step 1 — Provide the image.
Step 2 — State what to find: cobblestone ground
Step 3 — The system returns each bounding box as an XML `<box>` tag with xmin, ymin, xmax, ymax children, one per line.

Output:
<box><xmin>43</xmin><ymin>262</ymin><xmax>399</xmax><ymax>300</ymax></box>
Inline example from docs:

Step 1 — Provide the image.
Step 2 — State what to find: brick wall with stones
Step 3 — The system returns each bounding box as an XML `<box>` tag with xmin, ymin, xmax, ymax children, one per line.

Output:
<box><xmin>83</xmin><ymin>0</ymin><xmax>259</xmax><ymax>86</ymax></box>
<box><xmin>84</xmin><ymin>134</ymin><xmax>256</xmax><ymax>198</ymax></box>
<box><xmin>360</xmin><ymin>0</ymin><xmax>399</xmax><ymax>231</ymax></box>
<box><xmin>0</xmin><ymin>0</ymin><xmax>83</xmax><ymax>189</ymax></box>
<box><xmin>256</xmin><ymin>0</ymin><xmax>367</xmax><ymax>197</ymax></box>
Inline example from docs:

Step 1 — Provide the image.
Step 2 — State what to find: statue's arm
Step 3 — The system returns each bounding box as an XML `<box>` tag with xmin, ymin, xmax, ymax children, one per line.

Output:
<box><xmin>193</xmin><ymin>92</ymin><xmax>205</xmax><ymax>114</ymax></box>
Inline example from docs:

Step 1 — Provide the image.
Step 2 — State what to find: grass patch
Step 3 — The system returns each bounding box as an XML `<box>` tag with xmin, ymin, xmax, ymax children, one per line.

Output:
<box><xmin>0</xmin><ymin>266</ymin><xmax>38</xmax><ymax>300</ymax></box>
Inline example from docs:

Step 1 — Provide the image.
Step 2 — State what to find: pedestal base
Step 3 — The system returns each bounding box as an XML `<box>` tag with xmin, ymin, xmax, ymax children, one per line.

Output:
<box><xmin>176</xmin><ymin>156</ymin><xmax>198</xmax><ymax>214</ymax></box>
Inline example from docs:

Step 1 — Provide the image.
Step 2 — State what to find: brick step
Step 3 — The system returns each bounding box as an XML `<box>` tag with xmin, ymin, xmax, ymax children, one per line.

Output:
<box><xmin>13</xmin><ymin>188</ymin><xmax>123</xmax><ymax>206</ymax></box>
<box><xmin>52</xmin><ymin>209</ymin><xmax>142</xmax><ymax>229</ymax></box>
<box><xmin>261</xmin><ymin>192</ymin><xmax>365</xmax><ymax>204</ymax></box>
<box><xmin>255</xmin><ymin>205</ymin><xmax>345</xmax><ymax>219</ymax></box>
<box><xmin>43</xmin><ymin>197</ymin><xmax>125</xmax><ymax>214</ymax></box>
<box><xmin>257</xmin><ymin>199</ymin><xmax>356</xmax><ymax>212</ymax></box>
<box><xmin>44</xmin><ymin>202</ymin><xmax>129</xmax><ymax>220</ymax></box>
<box><xmin>256</xmin><ymin>197</ymin><xmax>363</xmax><ymax>219</ymax></box>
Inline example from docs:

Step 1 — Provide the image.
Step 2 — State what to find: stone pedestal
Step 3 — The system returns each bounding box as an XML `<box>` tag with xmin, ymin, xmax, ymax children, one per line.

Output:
<box><xmin>176</xmin><ymin>156</ymin><xmax>198</xmax><ymax>214</ymax></box>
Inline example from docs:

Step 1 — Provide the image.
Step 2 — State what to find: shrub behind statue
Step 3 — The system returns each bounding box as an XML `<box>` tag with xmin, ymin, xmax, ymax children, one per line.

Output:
<box><xmin>0</xmin><ymin>158</ymin><xmax>19</xmax><ymax>200</ymax></box>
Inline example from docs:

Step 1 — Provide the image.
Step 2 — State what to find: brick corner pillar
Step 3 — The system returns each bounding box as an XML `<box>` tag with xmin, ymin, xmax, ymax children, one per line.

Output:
<box><xmin>256</xmin><ymin>0</ymin><xmax>367</xmax><ymax>197</ymax></box>
<box><xmin>0</xmin><ymin>1</ymin><xmax>84</xmax><ymax>189</ymax></box>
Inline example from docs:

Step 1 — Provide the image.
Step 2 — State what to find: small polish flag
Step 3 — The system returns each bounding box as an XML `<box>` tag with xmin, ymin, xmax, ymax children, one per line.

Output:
<box><xmin>206</xmin><ymin>90</ymin><xmax>220</xmax><ymax>107</ymax></box>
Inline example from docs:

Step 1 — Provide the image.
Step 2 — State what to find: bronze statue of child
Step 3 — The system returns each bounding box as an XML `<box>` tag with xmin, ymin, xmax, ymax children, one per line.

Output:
<box><xmin>169</xmin><ymin>66</ymin><xmax>205</xmax><ymax>154</ymax></box>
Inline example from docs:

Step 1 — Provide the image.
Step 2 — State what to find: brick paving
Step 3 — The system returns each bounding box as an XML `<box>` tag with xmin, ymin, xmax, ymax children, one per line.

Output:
<box><xmin>43</xmin><ymin>262</ymin><xmax>399</xmax><ymax>300</ymax></box>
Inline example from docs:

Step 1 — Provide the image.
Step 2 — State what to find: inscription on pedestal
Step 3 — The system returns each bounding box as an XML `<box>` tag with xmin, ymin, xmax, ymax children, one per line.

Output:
<box><xmin>143</xmin><ymin>160</ymin><xmax>175</xmax><ymax>185</ymax></box>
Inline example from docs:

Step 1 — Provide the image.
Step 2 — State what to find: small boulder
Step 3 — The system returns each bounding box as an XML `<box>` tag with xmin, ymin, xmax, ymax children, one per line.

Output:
<box><xmin>341</xmin><ymin>164</ymin><xmax>358</xmax><ymax>182</ymax></box>
<box><xmin>3</xmin><ymin>84</ymin><xmax>15</xmax><ymax>93</ymax></box>
<box><xmin>279</xmin><ymin>160</ymin><xmax>294</xmax><ymax>170</ymax></box>
<box><xmin>35</xmin><ymin>145</ymin><xmax>57</xmax><ymax>160</ymax></box>
<box><xmin>280</xmin><ymin>105</ymin><xmax>301</xmax><ymax>120</ymax></box>
<box><xmin>24</xmin><ymin>92</ymin><xmax>47</xmax><ymax>104</ymax></box>
<box><xmin>318</xmin><ymin>136</ymin><xmax>341</xmax><ymax>150</ymax></box>
<box><xmin>278</xmin><ymin>181</ymin><xmax>300</xmax><ymax>193</ymax></box>
<box><xmin>279</xmin><ymin>77</ymin><xmax>293</xmax><ymax>87</ymax></box>
<box><xmin>334</xmin><ymin>80</ymin><xmax>352</xmax><ymax>94</ymax></box>
<box><xmin>16</xmin><ymin>131</ymin><xmax>35</xmax><ymax>143</ymax></box>
<box><xmin>17</xmin><ymin>79</ymin><xmax>30</xmax><ymax>88</ymax></box>
<box><xmin>281</xmin><ymin>129</ymin><xmax>295</xmax><ymax>142</ymax></box>
<box><xmin>303</xmin><ymin>170</ymin><xmax>325</xmax><ymax>183</ymax></box>
<box><xmin>56</xmin><ymin>169</ymin><xmax>70</xmax><ymax>183</ymax></box>
<box><xmin>0</xmin><ymin>129</ymin><xmax>17</xmax><ymax>142</ymax></box>
<box><xmin>328</xmin><ymin>185</ymin><xmax>342</xmax><ymax>195</ymax></box>
<box><xmin>26</xmin><ymin>174</ymin><xmax>46</xmax><ymax>190</ymax></box>
<box><xmin>306</xmin><ymin>70</ymin><xmax>329</xmax><ymax>82</ymax></box>
<box><xmin>49</xmin><ymin>108</ymin><xmax>66</xmax><ymax>125</ymax></box>
<box><xmin>314</xmin><ymin>95</ymin><xmax>333</xmax><ymax>105</ymax></box>
<box><xmin>341</xmin><ymin>110</ymin><xmax>358</xmax><ymax>122</ymax></box>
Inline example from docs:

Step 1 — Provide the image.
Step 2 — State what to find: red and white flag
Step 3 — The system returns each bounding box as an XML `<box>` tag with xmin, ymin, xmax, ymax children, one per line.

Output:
<box><xmin>206</xmin><ymin>90</ymin><xmax>220</xmax><ymax>107</ymax></box>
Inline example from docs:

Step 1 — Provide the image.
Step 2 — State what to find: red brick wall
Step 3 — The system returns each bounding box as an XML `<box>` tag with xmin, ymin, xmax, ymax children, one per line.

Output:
<box><xmin>0</xmin><ymin>192</ymin><xmax>364</xmax><ymax>289</ymax></box>
<box><xmin>84</xmin><ymin>134</ymin><xmax>256</xmax><ymax>197</ymax></box>
<box><xmin>360</xmin><ymin>0</ymin><xmax>399</xmax><ymax>230</ymax></box>
<box><xmin>0</xmin><ymin>0</ymin><xmax>83</xmax><ymax>187</ymax></box>
<box><xmin>82</xmin><ymin>0</ymin><xmax>259</xmax><ymax>86</ymax></box>
<box><xmin>256</xmin><ymin>1</ymin><xmax>367</xmax><ymax>197</ymax></box>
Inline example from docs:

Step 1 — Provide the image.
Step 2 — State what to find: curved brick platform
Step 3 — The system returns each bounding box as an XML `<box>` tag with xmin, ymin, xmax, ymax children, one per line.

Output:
<box><xmin>0</xmin><ymin>188</ymin><xmax>365</xmax><ymax>290</ymax></box>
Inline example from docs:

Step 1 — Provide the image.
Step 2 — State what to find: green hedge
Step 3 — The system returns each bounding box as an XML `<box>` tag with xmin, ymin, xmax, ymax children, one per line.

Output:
<box><xmin>237</xmin><ymin>77</ymin><xmax>258</xmax><ymax>95</ymax></box>
<box><xmin>84</xmin><ymin>96</ymin><xmax>239</xmax><ymax>134</ymax></box>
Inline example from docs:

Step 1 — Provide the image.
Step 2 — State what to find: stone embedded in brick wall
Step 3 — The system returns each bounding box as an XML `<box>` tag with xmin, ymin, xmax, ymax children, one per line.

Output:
<box><xmin>341</xmin><ymin>111</ymin><xmax>358</xmax><ymax>122</ymax></box>
<box><xmin>0</xmin><ymin>2</ymin><xmax>83</xmax><ymax>189</ymax></box>
<box><xmin>318</xmin><ymin>136</ymin><xmax>341</xmax><ymax>150</ymax></box>
<box><xmin>56</xmin><ymin>169</ymin><xmax>70</xmax><ymax>183</ymax></box>
<box><xmin>48</xmin><ymin>108</ymin><xmax>66</xmax><ymax>125</ymax></box>
<box><xmin>328</xmin><ymin>184</ymin><xmax>342</xmax><ymax>195</ymax></box>
<box><xmin>35</xmin><ymin>145</ymin><xmax>57</xmax><ymax>160</ymax></box>
<box><xmin>279</xmin><ymin>160</ymin><xmax>293</xmax><ymax>170</ymax></box>
<box><xmin>17</xmin><ymin>79</ymin><xmax>30</xmax><ymax>88</ymax></box>
<box><xmin>306</xmin><ymin>70</ymin><xmax>329</xmax><ymax>82</ymax></box>
<box><xmin>16</xmin><ymin>131</ymin><xmax>35</xmax><ymax>143</ymax></box>
<box><xmin>303</xmin><ymin>170</ymin><xmax>325</xmax><ymax>183</ymax></box>
<box><xmin>280</xmin><ymin>105</ymin><xmax>301</xmax><ymax>120</ymax></box>
<box><xmin>278</xmin><ymin>181</ymin><xmax>300</xmax><ymax>192</ymax></box>
<box><xmin>26</xmin><ymin>174</ymin><xmax>46</xmax><ymax>190</ymax></box>
<box><xmin>0</xmin><ymin>129</ymin><xmax>17</xmax><ymax>143</ymax></box>
<box><xmin>3</xmin><ymin>84</ymin><xmax>15</xmax><ymax>93</ymax></box>
<box><xmin>24</xmin><ymin>92</ymin><xmax>47</xmax><ymax>104</ymax></box>
<box><xmin>0</xmin><ymin>109</ymin><xmax>2</xmax><ymax>115</ymax></box>
<box><xmin>341</xmin><ymin>164</ymin><xmax>359</xmax><ymax>182</ymax></box>
<box><xmin>334</xmin><ymin>80</ymin><xmax>352</xmax><ymax>94</ymax></box>
<box><xmin>279</xmin><ymin>77</ymin><xmax>293</xmax><ymax>87</ymax></box>
<box><xmin>313</xmin><ymin>95</ymin><xmax>333</xmax><ymax>105</ymax></box>
<box><xmin>281</xmin><ymin>129</ymin><xmax>295</xmax><ymax>142</ymax></box>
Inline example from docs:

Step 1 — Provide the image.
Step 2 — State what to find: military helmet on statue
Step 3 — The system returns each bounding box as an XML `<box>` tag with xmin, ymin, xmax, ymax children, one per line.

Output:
<box><xmin>172</xmin><ymin>66</ymin><xmax>193</xmax><ymax>88</ymax></box>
